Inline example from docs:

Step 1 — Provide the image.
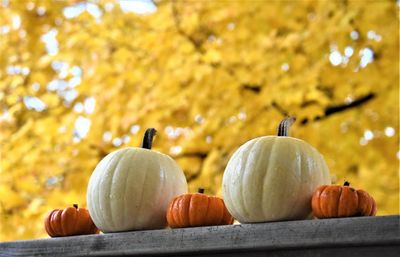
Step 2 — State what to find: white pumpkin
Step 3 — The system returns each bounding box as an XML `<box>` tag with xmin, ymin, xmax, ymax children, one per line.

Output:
<box><xmin>87</xmin><ymin>128</ymin><xmax>187</xmax><ymax>232</ymax></box>
<box><xmin>222</xmin><ymin>117</ymin><xmax>330</xmax><ymax>223</ymax></box>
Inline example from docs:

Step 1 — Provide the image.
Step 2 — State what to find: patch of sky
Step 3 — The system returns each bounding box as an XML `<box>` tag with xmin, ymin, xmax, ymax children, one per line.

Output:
<box><xmin>41</xmin><ymin>29</ymin><xmax>59</xmax><ymax>56</ymax></box>
<box><xmin>84</xmin><ymin>97</ymin><xmax>96</xmax><ymax>114</ymax></box>
<box><xmin>73</xmin><ymin>116</ymin><xmax>91</xmax><ymax>141</ymax></box>
<box><xmin>119</xmin><ymin>0</ymin><xmax>157</xmax><ymax>14</ymax></box>
<box><xmin>23</xmin><ymin>96</ymin><xmax>46</xmax><ymax>112</ymax></box>
<box><xmin>63</xmin><ymin>2</ymin><xmax>102</xmax><ymax>20</ymax></box>
<box><xmin>6</xmin><ymin>65</ymin><xmax>30</xmax><ymax>76</ymax></box>
<box><xmin>359</xmin><ymin>47</ymin><xmax>374</xmax><ymax>68</ymax></box>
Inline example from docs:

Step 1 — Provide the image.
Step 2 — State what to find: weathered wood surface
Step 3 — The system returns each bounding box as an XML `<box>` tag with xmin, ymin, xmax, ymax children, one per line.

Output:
<box><xmin>0</xmin><ymin>216</ymin><xmax>399</xmax><ymax>257</ymax></box>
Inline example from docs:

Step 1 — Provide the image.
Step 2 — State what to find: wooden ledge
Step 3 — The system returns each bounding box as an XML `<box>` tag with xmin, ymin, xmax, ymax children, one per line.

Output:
<box><xmin>0</xmin><ymin>215</ymin><xmax>399</xmax><ymax>257</ymax></box>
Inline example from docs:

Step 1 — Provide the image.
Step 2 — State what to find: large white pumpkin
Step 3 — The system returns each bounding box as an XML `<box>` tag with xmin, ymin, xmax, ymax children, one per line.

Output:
<box><xmin>87</xmin><ymin>129</ymin><xmax>187</xmax><ymax>232</ymax></box>
<box><xmin>222</xmin><ymin>117</ymin><xmax>330</xmax><ymax>223</ymax></box>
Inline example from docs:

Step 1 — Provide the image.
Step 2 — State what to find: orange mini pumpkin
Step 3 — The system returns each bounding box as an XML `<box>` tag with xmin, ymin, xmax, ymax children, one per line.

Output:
<box><xmin>44</xmin><ymin>204</ymin><xmax>99</xmax><ymax>237</ymax></box>
<box><xmin>312</xmin><ymin>182</ymin><xmax>377</xmax><ymax>218</ymax></box>
<box><xmin>166</xmin><ymin>188</ymin><xmax>234</xmax><ymax>228</ymax></box>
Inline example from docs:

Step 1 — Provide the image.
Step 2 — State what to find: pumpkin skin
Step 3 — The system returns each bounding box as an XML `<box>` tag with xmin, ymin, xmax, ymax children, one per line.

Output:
<box><xmin>44</xmin><ymin>204</ymin><xmax>99</xmax><ymax>237</ymax></box>
<box><xmin>87</xmin><ymin>128</ymin><xmax>188</xmax><ymax>232</ymax></box>
<box><xmin>312</xmin><ymin>182</ymin><xmax>377</xmax><ymax>218</ymax></box>
<box><xmin>222</xmin><ymin>117</ymin><xmax>331</xmax><ymax>223</ymax></box>
<box><xmin>167</xmin><ymin>188</ymin><xmax>234</xmax><ymax>228</ymax></box>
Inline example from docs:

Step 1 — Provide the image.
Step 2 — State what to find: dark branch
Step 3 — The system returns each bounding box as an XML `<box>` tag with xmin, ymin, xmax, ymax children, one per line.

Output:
<box><xmin>323</xmin><ymin>93</ymin><xmax>375</xmax><ymax>117</ymax></box>
<box><xmin>316</xmin><ymin>85</ymin><xmax>334</xmax><ymax>99</ymax></box>
<box><xmin>272</xmin><ymin>101</ymin><xmax>289</xmax><ymax>116</ymax></box>
<box><xmin>89</xmin><ymin>144</ymin><xmax>109</xmax><ymax>159</ymax></box>
<box><xmin>301</xmin><ymin>93</ymin><xmax>376</xmax><ymax>124</ymax></box>
<box><xmin>186</xmin><ymin>171</ymin><xmax>202</xmax><ymax>183</ymax></box>
<box><xmin>300</xmin><ymin>100</ymin><xmax>319</xmax><ymax>108</ymax></box>
<box><xmin>241</xmin><ymin>84</ymin><xmax>262</xmax><ymax>93</ymax></box>
<box><xmin>176</xmin><ymin>152</ymin><xmax>208</xmax><ymax>160</ymax></box>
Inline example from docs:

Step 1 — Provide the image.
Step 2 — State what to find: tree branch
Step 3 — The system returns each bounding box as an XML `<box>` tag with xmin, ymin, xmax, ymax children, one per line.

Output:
<box><xmin>242</xmin><ymin>84</ymin><xmax>262</xmax><ymax>93</ymax></box>
<box><xmin>301</xmin><ymin>92</ymin><xmax>376</xmax><ymax>124</ymax></box>
<box><xmin>176</xmin><ymin>151</ymin><xmax>208</xmax><ymax>159</ymax></box>
<box><xmin>272</xmin><ymin>101</ymin><xmax>289</xmax><ymax>116</ymax></box>
<box><xmin>323</xmin><ymin>93</ymin><xmax>375</xmax><ymax>117</ymax></box>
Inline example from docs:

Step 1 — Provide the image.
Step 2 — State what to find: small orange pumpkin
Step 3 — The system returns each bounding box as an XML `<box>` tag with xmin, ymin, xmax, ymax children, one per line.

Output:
<box><xmin>312</xmin><ymin>182</ymin><xmax>377</xmax><ymax>218</ymax></box>
<box><xmin>44</xmin><ymin>204</ymin><xmax>99</xmax><ymax>237</ymax></box>
<box><xmin>166</xmin><ymin>188</ymin><xmax>234</xmax><ymax>228</ymax></box>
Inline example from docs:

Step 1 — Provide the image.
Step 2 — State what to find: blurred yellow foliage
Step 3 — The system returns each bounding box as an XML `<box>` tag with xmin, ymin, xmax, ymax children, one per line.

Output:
<box><xmin>0</xmin><ymin>0</ymin><xmax>398</xmax><ymax>241</ymax></box>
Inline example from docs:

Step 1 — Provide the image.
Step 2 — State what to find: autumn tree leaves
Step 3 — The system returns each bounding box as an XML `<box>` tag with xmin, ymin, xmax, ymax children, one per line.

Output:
<box><xmin>0</xmin><ymin>0</ymin><xmax>398</xmax><ymax>240</ymax></box>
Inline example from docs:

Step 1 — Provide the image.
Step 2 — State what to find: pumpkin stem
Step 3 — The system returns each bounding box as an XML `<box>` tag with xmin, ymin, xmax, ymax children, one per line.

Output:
<box><xmin>344</xmin><ymin>181</ymin><xmax>350</xmax><ymax>186</ymax></box>
<box><xmin>277</xmin><ymin>117</ymin><xmax>296</xmax><ymax>136</ymax></box>
<box><xmin>73</xmin><ymin>204</ymin><xmax>78</xmax><ymax>209</ymax></box>
<box><xmin>141</xmin><ymin>128</ymin><xmax>157</xmax><ymax>149</ymax></box>
<box><xmin>198</xmin><ymin>188</ymin><xmax>205</xmax><ymax>194</ymax></box>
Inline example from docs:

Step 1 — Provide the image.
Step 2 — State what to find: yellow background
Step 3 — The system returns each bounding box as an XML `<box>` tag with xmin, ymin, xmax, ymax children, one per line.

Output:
<box><xmin>0</xmin><ymin>0</ymin><xmax>398</xmax><ymax>241</ymax></box>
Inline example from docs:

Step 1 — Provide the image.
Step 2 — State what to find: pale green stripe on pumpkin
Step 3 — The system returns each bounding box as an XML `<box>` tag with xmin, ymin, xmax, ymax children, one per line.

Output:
<box><xmin>102</xmin><ymin>149</ymin><xmax>125</xmax><ymax>231</ymax></box>
<box><xmin>260</xmin><ymin>137</ymin><xmax>282</xmax><ymax>221</ymax></box>
<box><xmin>122</xmin><ymin>150</ymin><xmax>135</xmax><ymax>230</ymax></box>
<box><xmin>131</xmin><ymin>150</ymin><xmax>151</xmax><ymax>229</ymax></box>
<box><xmin>234</xmin><ymin>138</ymin><xmax>254</xmax><ymax>222</ymax></box>
<box><xmin>223</xmin><ymin>139</ymin><xmax>249</xmax><ymax>222</ymax></box>
<box><xmin>243</xmin><ymin>137</ymin><xmax>270</xmax><ymax>221</ymax></box>
<box><xmin>240</xmin><ymin>138</ymin><xmax>258</xmax><ymax>221</ymax></box>
<box><xmin>89</xmin><ymin>149</ymin><xmax>119</xmax><ymax>232</ymax></box>
<box><xmin>110</xmin><ymin>149</ymin><xmax>132</xmax><ymax>230</ymax></box>
<box><xmin>138</xmin><ymin>152</ymin><xmax>163</xmax><ymax>228</ymax></box>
